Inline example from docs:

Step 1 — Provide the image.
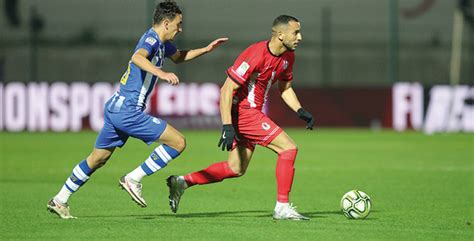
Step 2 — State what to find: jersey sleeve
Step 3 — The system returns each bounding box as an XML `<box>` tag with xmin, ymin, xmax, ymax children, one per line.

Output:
<box><xmin>137</xmin><ymin>34</ymin><xmax>160</xmax><ymax>55</ymax></box>
<box><xmin>280</xmin><ymin>53</ymin><xmax>295</xmax><ymax>81</ymax></box>
<box><xmin>164</xmin><ymin>41</ymin><xmax>178</xmax><ymax>58</ymax></box>
<box><xmin>226</xmin><ymin>45</ymin><xmax>262</xmax><ymax>85</ymax></box>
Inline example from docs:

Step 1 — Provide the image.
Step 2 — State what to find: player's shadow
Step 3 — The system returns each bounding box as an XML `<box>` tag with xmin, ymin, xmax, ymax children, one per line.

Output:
<box><xmin>82</xmin><ymin>210</ymin><xmax>379</xmax><ymax>220</ymax></box>
<box><xmin>163</xmin><ymin>210</ymin><xmax>270</xmax><ymax>219</ymax></box>
<box><xmin>156</xmin><ymin>209</ymin><xmax>355</xmax><ymax>219</ymax></box>
<box><xmin>302</xmin><ymin>210</ymin><xmax>379</xmax><ymax>220</ymax></box>
<box><xmin>263</xmin><ymin>210</ymin><xmax>380</xmax><ymax>219</ymax></box>
<box><xmin>81</xmin><ymin>210</ymin><xmax>269</xmax><ymax>219</ymax></box>
<box><xmin>300</xmin><ymin>210</ymin><xmax>341</xmax><ymax>218</ymax></box>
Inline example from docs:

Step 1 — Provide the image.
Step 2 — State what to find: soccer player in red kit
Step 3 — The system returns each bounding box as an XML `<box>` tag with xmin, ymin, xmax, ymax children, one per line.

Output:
<box><xmin>167</xmin><ymin>15</ymin><xmax>314</xmax><ymax>220</ymax></box>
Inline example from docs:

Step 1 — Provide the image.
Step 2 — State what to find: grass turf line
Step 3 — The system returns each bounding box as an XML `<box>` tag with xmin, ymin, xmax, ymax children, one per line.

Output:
<box><xmin>0</xmin><ymin>129</ymin><xmax>472</xmax><ymax>240</ymax></box>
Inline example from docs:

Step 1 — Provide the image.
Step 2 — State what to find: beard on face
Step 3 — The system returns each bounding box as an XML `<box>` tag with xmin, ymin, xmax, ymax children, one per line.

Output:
<box><xmin>283</xmin><ymin>41</ymin><xmax>296</xmax><ymax>52</ymax></box>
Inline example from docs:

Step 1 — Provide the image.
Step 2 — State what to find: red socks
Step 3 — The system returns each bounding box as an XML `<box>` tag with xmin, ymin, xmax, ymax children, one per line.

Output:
<box><xmin>184</xmin><ymin>149</ymin><xmax>297</xmax><ymax>203</ymax></box>
<box><xmin>276</xmin><ymin>149</ymin><xmax>298</xmax><ymax>203</ymax></box>
<box><xmin>184</xmin><ymin>161</ymin><xmax>239</xmax><ymax>187</ymax></box>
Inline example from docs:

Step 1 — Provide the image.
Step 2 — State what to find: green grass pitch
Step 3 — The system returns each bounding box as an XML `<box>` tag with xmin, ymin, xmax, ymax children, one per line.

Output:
<box><xmin>0</xmin><ymin>129</ymin><xmax>473</xmax><ymax>240</ymax></box>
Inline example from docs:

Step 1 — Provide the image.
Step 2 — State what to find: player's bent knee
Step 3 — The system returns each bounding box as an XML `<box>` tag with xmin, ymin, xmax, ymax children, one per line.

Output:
<box><xmin>173</xmin><ymin>136</ymin><xmax>186</xmax><ymax>153</ymax></box>
<box><xmin>280</xmin><ymin>144</ymin><xmax>298</xmax><ymax>154</ymax></box>
<box><xmin>236</xmin><ymin>170</ymin><xmax>246</xmax><ymax>177</ymax></box>
<box><xmin>231</xmin><ymin>169</ymin><xmax>245</xmax><ymax>177</ymax></box>
<box><xmin>164</xmin><ymin>135</ymin><xmax>186</xmax><ymax>153</ymax></box>
<box><xmin>292</xmin><ymin>145</ymin><xmax>298</xmax><ymax>152</ymax></box>
<box><xmin>231</xmin><ymin>167</ymin><xmax>245</xmax><ymax>176</ymax></box>
<box><xmin>227</xmin><ymin>163</ymin><xmax>246</xmax><ymax>177</ymax></box>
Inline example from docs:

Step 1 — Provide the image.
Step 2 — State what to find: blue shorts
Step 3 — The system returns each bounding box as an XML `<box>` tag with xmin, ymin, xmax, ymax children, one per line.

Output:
<box><xmin>95</xmin><ymin>109</ymin><xmax>168</xmax><ymax>149</ymax></box>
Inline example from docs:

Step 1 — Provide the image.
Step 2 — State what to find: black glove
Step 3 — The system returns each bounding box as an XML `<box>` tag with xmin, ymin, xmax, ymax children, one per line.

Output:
<box><xmin>297</xmin><ymin>108</ymin><xmax>314</xmax><ymax>130</ymax></box>
<box><xmin>218</xmin><ymin>124</ymin><xmax>236</xmax><ymax>151</ymax></box>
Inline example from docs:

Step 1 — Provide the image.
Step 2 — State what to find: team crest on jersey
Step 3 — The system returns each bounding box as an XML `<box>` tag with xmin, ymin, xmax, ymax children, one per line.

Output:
<box><xmin>282</xmin><ymin>60</ymin><xmax>289</xmax><ymax>70</ymax></box>
<box><xmin>153</xmin><ymin>117</ymin><xmax>161</xmax><ymax>124</ymax></box>
<box><xmin>70</xmin><ymin>175</ymin><xmax>78</xmax><ymax>183</ymax></box>
<box><xmin>145</xmin><ymin>37</ymin><xmax>157</xmax><ymax>45</ymax></box>
<box><xmin>150</xmin><ymin>152</ymin><xmax>159</xmax><ymax>161</ymax></box>
<box><xmin>236</xmin><ymin>61</ymin><xmax>250</xmax><ymax>76</ymax></box>
<box><xmin>262</xmin><ymin>122</ymin><xmax>271</xmax><ymax>131</ymax></box>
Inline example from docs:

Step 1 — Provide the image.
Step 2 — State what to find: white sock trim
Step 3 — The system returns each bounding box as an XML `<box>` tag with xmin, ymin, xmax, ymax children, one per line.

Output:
<box><xmin>275</xmin><ymin>201</ymin><xmax>289</xmax><ymax>210</ymax></box>
<box><xmin>55</xmin><ymin>185</ymin><xmax>73</xmax><ymax>204</ymax></box>
<box><xmin>127</xmin><ymin>166</ymin><xmax>147</xmax><ymax>182</ymax></box>
<box><xmin>158</xmin><ymin>145</ymin><xmax>172</xmax><ymax>161</ymax></box>
<box><xmin>178</xmin><ymin>176</ymin><xmax>188</xmax><ymax>189</ymax></box>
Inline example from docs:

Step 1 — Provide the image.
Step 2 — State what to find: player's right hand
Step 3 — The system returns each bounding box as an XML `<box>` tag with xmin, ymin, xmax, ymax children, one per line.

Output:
<box><xmin>218</xmin><ymin>124</ymin><xmax>235</xmax><ymax>151</ymax></box>
<box><xmin>297</xmin><ymin>108</ymin><xmax>315</xmax><ymax>130</ymax></box>
<box><xmin>159</xmin><ymin>72</ymin><xmax>180</xmax><ymax>85</ymax></box>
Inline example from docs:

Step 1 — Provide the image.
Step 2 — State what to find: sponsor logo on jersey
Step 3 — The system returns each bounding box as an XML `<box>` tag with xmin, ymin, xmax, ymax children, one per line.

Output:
<box><xmin>283</xmin><ymin>60</ymin><xmax>288</xmax><ymax>70</ymax></box>
<box><xmin>236</xmin><ymin>61</ymin><xmax>250</xmax><ymax>76</ymax></box>
<box><xmin>145</xmin><ymin>37</ymin><xmax>157</xmax><ymax>45</ymax></box>
<box><xmin>262</xmin><ymin>122</ymin><xmax>271</xmax><ymax>131</ymax></box>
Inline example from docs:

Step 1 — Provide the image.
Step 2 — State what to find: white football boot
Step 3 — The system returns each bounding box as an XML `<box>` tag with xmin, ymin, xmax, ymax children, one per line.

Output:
<box><xmin>47</xmin><ymin>198</ymin><xmax>76</xmax><ymax>219</ymax></box>
<box><xmin>273</xmin><ymin>203</ymin><xmax>310</xmax><ymax>221</ymax></box>
<box><xmin>119</xmin><ymin>175</ymin><xmax>147</xmax><ymax>208</ymax></box>
<box><xmin>166</xmin><ymin>175</ymin><xmax>187</xmax><ymax>213</ymax></box>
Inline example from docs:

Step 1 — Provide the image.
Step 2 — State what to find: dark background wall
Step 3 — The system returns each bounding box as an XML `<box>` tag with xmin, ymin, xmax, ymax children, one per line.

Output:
<box><xmin>1</xmin><ymin>0</ymin><xmax>473</xmax><ymax>86</ymax></box>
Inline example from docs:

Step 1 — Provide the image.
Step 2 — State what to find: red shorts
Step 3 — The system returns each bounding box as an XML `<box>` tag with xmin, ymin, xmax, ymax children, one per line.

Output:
<box><xmin>231</xmin><ymin>107</ymin><xmax>283</xmax><ymax>151</ymax></box>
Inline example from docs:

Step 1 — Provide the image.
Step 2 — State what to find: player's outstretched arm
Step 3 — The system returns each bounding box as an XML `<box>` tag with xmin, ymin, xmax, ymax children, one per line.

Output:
<box><xmin>170</xmin><ymin>37</ymin><xmax>228</xmax><ymax>64</ymax></box>
<box><xmin>278</xmin><ymin>79</ymin><xmax>314</xmax><ymax>130</ymax></box>
<box><xmin>131</xmin><ymin>49</ymin><xmax>179</xmax><ymax>85</ymax></box>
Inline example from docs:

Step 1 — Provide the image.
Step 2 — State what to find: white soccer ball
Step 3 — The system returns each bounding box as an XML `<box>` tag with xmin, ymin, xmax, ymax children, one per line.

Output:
<box><xmin>340</xmin><ymin>190</ymin><xmax>372</xmax><ymax>219</ymax></box>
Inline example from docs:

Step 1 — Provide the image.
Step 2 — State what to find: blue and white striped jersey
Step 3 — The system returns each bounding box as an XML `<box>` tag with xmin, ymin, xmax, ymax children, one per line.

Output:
<box><xmin>107</xmin><ymin>28</ymin><xmax>177</xmax><ymax>112</ymax></box>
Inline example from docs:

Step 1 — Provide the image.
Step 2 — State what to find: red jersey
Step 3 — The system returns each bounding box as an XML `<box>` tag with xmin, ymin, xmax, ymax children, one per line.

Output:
<box><xmin>226</xmin><ymin>41</ymin><xmax>295</xmax><ymax>111</ymax></box>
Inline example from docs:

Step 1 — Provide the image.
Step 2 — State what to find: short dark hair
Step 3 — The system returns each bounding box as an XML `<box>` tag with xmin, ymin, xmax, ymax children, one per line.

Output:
<box><xmin>272</xmin><ymin>15</ymin><xmax>299</xmax><ymax>27</ymax></box>
<box><xmin>153</xmin><ymin>1</ymin><xmax>182</xmax><ymax>25</ymax></box>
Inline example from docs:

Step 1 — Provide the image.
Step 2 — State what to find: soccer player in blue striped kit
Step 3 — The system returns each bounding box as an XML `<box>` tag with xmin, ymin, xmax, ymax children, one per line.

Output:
<box><xmin>47</xmin><ymin>1</ymin><xmax>227</xmax><ymax>219</ymax></box>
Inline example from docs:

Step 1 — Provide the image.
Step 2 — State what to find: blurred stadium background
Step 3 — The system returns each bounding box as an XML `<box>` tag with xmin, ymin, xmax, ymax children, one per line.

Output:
<box><xmin>0</xmin><ymin>0</ymin><xmax>473</xmax><ymax>133</ymax></box>
<box><xmin>0</xmin><ymin>0</ymin><xmax>474</xmax><ymax>133</ymax></box>
<box><xmin>1</xmin><ymin>0</ymin><xmax>473</xmax><ymax>85</ymax></box>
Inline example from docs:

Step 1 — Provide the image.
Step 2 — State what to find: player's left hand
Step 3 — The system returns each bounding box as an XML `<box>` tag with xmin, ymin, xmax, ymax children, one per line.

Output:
<box><xmin>206</xmin><ymin>38</ymin><xmax>229</xmax><ymax>52</ymax></box>
<box><xmin>218</xmin><ymin>124</ymin><xmax>235</xmax><ymax>151</ymax></box>
<box><xmin>297</xmin><ymin>108</ymin><xmax>314</xmax><ymax>130</ymax></box>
